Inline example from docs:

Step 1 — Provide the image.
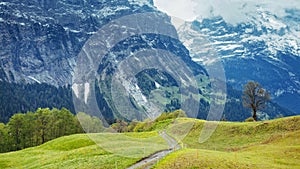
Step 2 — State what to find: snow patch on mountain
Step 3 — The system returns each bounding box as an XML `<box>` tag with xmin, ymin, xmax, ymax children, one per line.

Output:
<box><xmin>129</xmin><ymin>0</ymin><xmax>153</xmax><ymax>7</ymax></box>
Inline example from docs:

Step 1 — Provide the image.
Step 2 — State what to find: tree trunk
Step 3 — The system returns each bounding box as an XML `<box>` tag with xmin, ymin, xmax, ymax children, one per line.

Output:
<box><xmin>42</xmin><ymin>129</ymin><xmax>45</xmax><ymax>144</ymax></box>
<box><xmin>252</xmin><ymin>110</ymin><xmax>257</xmax><ymax>121</ymax></box>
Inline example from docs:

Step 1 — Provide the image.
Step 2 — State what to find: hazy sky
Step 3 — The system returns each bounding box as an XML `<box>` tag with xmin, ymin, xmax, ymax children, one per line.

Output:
<box><xmin>153</xmin><ymin>0</ymin><xmax>300</xmax><ymax>24</ymax></box>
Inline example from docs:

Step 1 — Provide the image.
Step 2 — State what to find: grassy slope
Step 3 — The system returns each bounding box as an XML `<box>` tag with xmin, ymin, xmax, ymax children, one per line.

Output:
<box><xmin>154</xmin><ymin>116</ymin><xmax>300</xmax><ymax>169</ymax></box>
<box><xmin>0</xmin><ymin>131</ymin><xmax>168</xmax><ymax>169</ymax></box>
<box><xmin>1</xmin><ymin>116</ymin><xmax>299</xmax><ymax>169</ymax></box>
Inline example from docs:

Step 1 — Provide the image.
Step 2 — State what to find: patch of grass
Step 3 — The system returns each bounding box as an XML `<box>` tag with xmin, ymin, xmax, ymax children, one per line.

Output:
<box><xmin>167</xmin><ymin>116</ymin><xmax>300</xmax><ymax>151</ymax></box>
<box><xmin>124</xmin><ymin>131</ymin><xmax>158</xmax><ymax>138</ymax></box>
<box><xmin>153</xmin><ymin>149</ymin><xmax>258</xmax><ymax>169</ymax></box>
<box><xmin>155</xmin><ymin>131</ymin><xmax>300</xmax><ymax>169</ymax></box>
<box><xmin>0</xmin><ymin>132</ymin><xmax>169</xmax><ymax>169</ymax></box>
<box><xmin>39</xmin><ymin>134</ymin><xmax>96</xmax><ymax>151</ymax></box>
<box><xmin>155</xmin><ymin>116</ymin><xmax>300</xmax><ymax>169</ymax></box>
<box><xmin>89</xmin><ymin>132</ymin><xmax>168</xmax><ymax>158</ymax></box>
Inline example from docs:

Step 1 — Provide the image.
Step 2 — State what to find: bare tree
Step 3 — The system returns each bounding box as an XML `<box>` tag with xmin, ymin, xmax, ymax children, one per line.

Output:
<box><xmin>242</xmin><ymin>81</ymin><xmax>270</xmax><ymax>121</ymax></box>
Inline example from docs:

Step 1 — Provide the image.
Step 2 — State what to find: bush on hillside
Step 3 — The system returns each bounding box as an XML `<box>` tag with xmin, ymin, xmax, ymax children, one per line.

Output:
<box><xmin>245</xmin><ymin>117</ymin><xmax>255</xmax><ymax>122</ymax></box>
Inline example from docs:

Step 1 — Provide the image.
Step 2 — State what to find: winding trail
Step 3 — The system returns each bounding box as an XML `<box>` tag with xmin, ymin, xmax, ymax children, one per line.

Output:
<box><xmin>127</xmin><ymin>131</ymin><xmax>180</xmax><ymax>169</ymax></box>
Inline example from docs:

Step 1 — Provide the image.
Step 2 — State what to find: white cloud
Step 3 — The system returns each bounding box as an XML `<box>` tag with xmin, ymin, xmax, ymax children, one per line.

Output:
<box><xmin>153</xmin><ymin>0</ymin><xmax>198</xmax><ymax>21</ymax></box>
<box><xmin>154</xmin><ymin>0</ymin><xmax>300</xmax><ymax>24</ymax></box>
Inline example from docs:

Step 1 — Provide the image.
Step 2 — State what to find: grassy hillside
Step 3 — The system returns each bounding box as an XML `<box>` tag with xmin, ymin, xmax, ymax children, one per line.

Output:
<box><xmin>154</xmin><ymin>116</ymin><xmax>300</xmax><ymax>169</ymax></box>
<box><xmin>0</xmin><ymin>116</ymin><xmax>299</xmax><ymax>169</ymax></box>
<box><xmin>0</xmin><ymin>131</ymin><xmax>168</xmax><ymax>169</ymax></box>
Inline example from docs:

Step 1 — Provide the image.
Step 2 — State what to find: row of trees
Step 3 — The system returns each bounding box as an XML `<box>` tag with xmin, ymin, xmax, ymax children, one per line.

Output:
<box><xmin>0</xmin><ymin>108</ymin><xmax>87</xmax><ymax>153</ymax></box>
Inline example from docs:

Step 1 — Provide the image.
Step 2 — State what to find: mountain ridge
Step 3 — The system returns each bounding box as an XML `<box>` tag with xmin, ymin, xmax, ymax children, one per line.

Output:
<box><xmin>0</xmin><ymin>0</ymin><xmax>296</xmax><ymax>123</ymax></box>
<box><xmin>176</xmin><ymin>9</ymin><xmax>300</xmax><ymax>114</ymax></box>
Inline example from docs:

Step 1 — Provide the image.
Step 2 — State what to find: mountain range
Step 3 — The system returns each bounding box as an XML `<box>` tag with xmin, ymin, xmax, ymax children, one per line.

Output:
<box><xmin>0</xmin><ymin>0</ymin><xmax>298</xmax><ymax>123</ymax></box>
<box><xmin>176</xmin><ymin>7</ymin><xmax>300</xmax><ymax>115</ymax></box>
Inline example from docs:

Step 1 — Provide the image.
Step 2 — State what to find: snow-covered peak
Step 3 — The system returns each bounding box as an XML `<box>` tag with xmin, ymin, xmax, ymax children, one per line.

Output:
<box><xmin>129</xmin><ymin>0</ymin><xmax>153</xmax><ymax>7</ymax></box>
<box><xmin>244</xmin><ymin>8</ymin><xmax>290</xmax><ymax>36</ymax></box>
<box><xmin>177</xmin><ymin>8</ymin><xmax>300</xmax><ymax>62</ymax></box>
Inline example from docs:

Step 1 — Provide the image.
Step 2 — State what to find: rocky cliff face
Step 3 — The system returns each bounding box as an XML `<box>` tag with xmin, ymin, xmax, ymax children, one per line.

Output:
<box><xmin>0</xmin><ymin>0</ymin><xmax>160</xmax><ymax>86</ymax></box>
<box><xmin>0</xmin><ymin>0</ymin><xmax>209</xmax><ymax>123</ymax></box>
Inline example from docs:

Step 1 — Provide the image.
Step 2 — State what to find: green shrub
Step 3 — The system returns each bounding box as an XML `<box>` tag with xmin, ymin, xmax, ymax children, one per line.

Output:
<box><xmin>245</xmin><ymin>117</ymin><xmax>255</xmax><ymax>122</ymax></box>
<box><xmin>155</xmin><ymin>110</ymin><xmax>186</xmax><ymax>122</ymax></box>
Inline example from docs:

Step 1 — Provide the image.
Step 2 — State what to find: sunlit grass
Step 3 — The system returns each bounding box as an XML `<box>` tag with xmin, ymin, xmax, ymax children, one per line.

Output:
<box><xmin>167</xmin><ymin>116</ymin><xmax>300</xmax><ymax>151</ymax></box>
<box><xmin>0</xmin><ymin>132</ymin><xmax>168</xmax><ymax>169</ymax></box>
<box><xmin>154</xmin><ymin>116</ymin><xmax>300</xmax><ymax>169</ymax></box>
<box><xmin>1</xmin><ymin>116</ymin><xmax>299</xmax><ymax>169</ymax></box>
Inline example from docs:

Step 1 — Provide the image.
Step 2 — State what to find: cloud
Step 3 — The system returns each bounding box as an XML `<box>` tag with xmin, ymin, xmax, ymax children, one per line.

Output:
<box><xmin>153</xmin><ymin>0</ymin><xmax>197</xmax><ymax>21</ymax></box>
<box><xmin>154</xmin><ymin>0</ymin><xmax>300</xmax><ymax>24</ymax></box>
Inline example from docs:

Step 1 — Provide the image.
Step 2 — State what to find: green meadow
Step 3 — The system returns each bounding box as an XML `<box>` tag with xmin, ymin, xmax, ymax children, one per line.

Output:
<box><xmin>0</xmin><ymin>131</ymin><xmax>168</xmax><ymax>169</ymax></box>
<box><xmin>0</xmin><ymin>116</ymin><xmax>299</xmax><ymax>169</ymax></box>
<box><xmin>155</xmin><ymin>116</ymin><xmax>300</xmax><ymax>169</ymax></box>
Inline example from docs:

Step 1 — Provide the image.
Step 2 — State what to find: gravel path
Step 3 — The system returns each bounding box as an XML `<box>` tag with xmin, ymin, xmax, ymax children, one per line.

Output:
<box><xmin>126</xmin><ymin>131</ymin><xmax>180</xmax><ymax>169</ymax></box>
